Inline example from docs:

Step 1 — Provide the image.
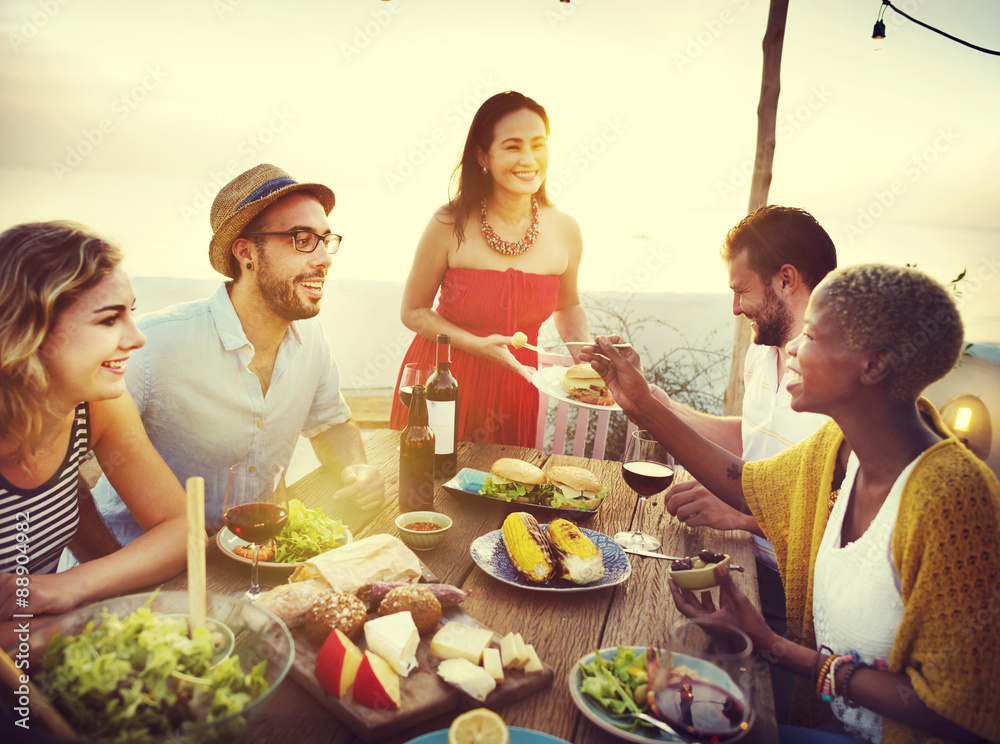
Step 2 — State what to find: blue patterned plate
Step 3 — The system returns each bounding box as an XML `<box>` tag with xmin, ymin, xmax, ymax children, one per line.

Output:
<box><xmin>470</xmin><ymin>525</ymin><xmax>631</xmax><ymax>592</ymax></box>
<box><xmin>443</xmin><ymin>468</ymin><xmax>601</xmax><ymax>523</ymax></box>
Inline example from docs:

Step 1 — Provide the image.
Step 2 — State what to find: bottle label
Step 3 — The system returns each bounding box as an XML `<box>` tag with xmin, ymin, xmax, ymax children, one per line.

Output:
<box><xmin>426</xmin><ymin>400</ymin><xmax>456</xmax><ymax>455</ymax></box>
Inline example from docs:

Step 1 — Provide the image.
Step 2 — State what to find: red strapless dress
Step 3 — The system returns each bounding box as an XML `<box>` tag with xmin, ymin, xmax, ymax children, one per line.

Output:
<box><xmin>390</xmin><ymin>268</ymin><xmax>560</xmax><ymax>447</ymax></box>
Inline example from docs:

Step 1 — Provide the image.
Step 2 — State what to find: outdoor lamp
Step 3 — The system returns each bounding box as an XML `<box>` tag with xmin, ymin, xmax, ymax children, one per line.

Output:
<box><xmin>872</xmin><ymin>0</ymin><xmax>888</xmax><ymax>39</ymax></box>
<box><xmin>941</xmin><ymin>394</ymin><xmax>992</xmax><ymax>460</ymax></box>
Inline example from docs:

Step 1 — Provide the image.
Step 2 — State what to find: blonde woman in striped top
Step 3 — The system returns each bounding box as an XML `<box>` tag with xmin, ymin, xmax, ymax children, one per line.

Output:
<box><xmin>0</xmin><ymin>221</ymin><xmax>187</xmax><ymax>649</ymax></box>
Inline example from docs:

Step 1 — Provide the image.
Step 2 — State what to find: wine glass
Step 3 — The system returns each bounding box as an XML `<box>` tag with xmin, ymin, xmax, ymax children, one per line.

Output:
<box><xmin>647</xmin><ymin>619</ymin><xmax>754</xmax><ymax>743</ymax></box>
<box><xmin>615</xmin><ymin>429</ymin><xmax>674</xmax><ymax>550</ymax></box>
<box><xmin>222</xmin><ymin>462</ymin><xmax>288</xmax><ymax>601</ymax></box>
<box><xmin>399</xmin><ymin>363</ymin><xmax>434</xmax><ymax>410</ymax></box>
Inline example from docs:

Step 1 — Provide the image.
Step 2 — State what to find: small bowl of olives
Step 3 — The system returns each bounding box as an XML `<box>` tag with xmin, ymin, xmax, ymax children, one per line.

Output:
<box><xmin>668</xmin><ymin>549</ymin><xmax>731</xmax><ymax>590</ymax></box>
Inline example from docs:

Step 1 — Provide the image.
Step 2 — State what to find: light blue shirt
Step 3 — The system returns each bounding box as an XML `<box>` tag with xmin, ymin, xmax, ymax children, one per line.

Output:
<box><xmin>93</xmin><ymin>283</ymin><xmax>351</xmax><ymax>544</ymax></box>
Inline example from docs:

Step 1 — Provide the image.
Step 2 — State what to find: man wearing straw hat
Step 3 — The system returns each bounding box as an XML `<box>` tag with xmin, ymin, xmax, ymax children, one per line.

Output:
<box><xmin>89</xmin><ymin>164</ymin><xmax>384</xmax><ymax>545</ymax></box>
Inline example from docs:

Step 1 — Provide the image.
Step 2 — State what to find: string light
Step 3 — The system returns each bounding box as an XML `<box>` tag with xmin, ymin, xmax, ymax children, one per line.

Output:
<box><xmin>871</xmin><ymin>0</ymin><xmax>1000</xmax><ymax>55</ymax></box>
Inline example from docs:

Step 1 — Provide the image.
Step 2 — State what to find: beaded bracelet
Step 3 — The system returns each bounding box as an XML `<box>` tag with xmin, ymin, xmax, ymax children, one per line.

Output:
<box><xmin>822</xmin><ymin>654</ymin><xmax>854</xmax><ymax>702</ymax></box>
<box><xmin>842</xmin><ymin>661</ymin><xmax>870</xmax><ymax>708</ymax></box>
<box><xmin>812</xmin><ymin>645</ymin><xmax>834</xmax><ymax>694</ymax></box>
<box><xmin>815</xmin><ymin>653</ymin><xmax>840</xmax><ymax>699</ymax></box>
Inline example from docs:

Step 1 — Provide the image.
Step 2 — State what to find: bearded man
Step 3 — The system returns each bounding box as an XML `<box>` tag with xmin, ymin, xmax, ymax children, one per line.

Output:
<box><xmin>90</xmin><ymin>164</ymin><xmax>385</xmax><ymax>546</ymax></box>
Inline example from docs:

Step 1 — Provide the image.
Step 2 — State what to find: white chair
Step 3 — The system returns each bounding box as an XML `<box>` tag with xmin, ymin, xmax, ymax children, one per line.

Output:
<box><xmin>534</xmin><ymin>353</ymin><xmax>635</xmax><ymax>460</ymax></box>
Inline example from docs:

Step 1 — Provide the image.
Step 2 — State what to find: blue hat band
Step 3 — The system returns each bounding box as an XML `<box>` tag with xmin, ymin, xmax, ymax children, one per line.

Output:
<box><xmin>235</xmin><ymin>176</ymin><xmax>297</xmax><ymax>211</ymax></box>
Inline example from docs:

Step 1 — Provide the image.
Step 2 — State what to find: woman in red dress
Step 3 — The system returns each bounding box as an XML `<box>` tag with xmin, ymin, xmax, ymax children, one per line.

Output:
<box><xmin>391</xmin><ymin>92</ymin><xmax>591</xmax><ymax>446</ymax></box>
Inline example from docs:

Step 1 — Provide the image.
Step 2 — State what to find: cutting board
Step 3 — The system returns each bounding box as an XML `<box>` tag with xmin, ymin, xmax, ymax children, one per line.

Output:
<box><xmin>289</xmin><ymin>605</ymin><xmax>554</xmax><ymax>742</ymax></box>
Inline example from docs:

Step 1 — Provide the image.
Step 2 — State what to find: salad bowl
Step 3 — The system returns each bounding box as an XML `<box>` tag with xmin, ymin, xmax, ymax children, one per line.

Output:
<box><xmin>3</xmin><ymin>591</ymin><xmax>293</xmax><ymax>743</ymax></box>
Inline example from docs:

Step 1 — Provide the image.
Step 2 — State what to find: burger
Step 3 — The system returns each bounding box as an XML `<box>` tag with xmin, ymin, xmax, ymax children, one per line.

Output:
<box><xmin>481</xmin><ymin>458</ymin><xmax>555</xmax><ymax>503</ymax></box>
<box><xmin>545</xmin><ymin>466</ymin><xmax>607</xmax><ymax>510</ymax></box>
<box><xmin>560</xmin><ymin>364</ymin><xmax>615</xmax><ymax>406</ymax></box>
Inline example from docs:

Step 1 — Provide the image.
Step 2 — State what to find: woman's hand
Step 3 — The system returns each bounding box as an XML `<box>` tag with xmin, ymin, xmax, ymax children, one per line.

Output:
<box><xmin>669</xmin><ymin>563</ymin><xmax>776</xmax><ymax>652</ymax></box>
<box><xmin>578</xmin><ymin>336</ymin><xmax>653</xmax><ymax>415</ymax></box>
<box><xmin>480</xmin><ymin>334</ymin><xmax>536</xmax><ymax>382</ymax></box>
<box><xmin>0</xmin><ymin>572</ymin><xmax>82</xmax><ymax>622</ymax></box>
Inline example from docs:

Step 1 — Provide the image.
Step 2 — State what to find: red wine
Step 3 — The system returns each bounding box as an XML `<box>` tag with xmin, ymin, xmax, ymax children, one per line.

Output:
<box><xmin>651</xmin><ymin>678</ymin><xmax>748</xmax><ymax>742</ymax></box>
<box><xmin>399</xmin><ymin>385</ymin><xmax>414</xmax><ymax>408</ymax></box>
<box><xmin>622</xmin><ymin>461</ymin><xmax>674</xmax><ymax>496</ymax></box>
<box><xmin>426</xmin><ymin>334</ymin><xmax>459</xmax><ymax>480</ymax></box>
<box><xmin>224</xmin><ymin>502</ymin><xmax>289</xmax><ymax>544</ymax></box>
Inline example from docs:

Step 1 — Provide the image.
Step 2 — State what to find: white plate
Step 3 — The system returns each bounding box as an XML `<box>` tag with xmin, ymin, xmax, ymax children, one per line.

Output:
<box><xmin>532</xmin><ymin>366</ymin><xmax>622</xmax><ymax>412</ymax></box>
<box><xmin>215</xmin><ymin>525</ymin><xmax>352</xmax><ymax>569</ymax></box>
<box><xmin>569</xmin><ymin>647</ymin><xmax>753</xmax><ymax>743</ymax></box>
<box><xmin>470</xmin><ymin>526</ymin><xmax>630</xmax><ymax>592</ymax></box>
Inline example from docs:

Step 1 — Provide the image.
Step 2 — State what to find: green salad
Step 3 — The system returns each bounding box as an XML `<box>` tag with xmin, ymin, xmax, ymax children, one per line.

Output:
<box><xmin>37</xmin><ymin>600</ymin><xmax>269</xmax><ymax>742</ymax></box>
<box><xmin>272</xmin><ymin>499</ymin><xmax>346</xmax><ymax>563</ymax></box>
<box><xmin>579</xmin><ymin>646</ymin><xmax>656</xmax><ymax>732</ymax></box>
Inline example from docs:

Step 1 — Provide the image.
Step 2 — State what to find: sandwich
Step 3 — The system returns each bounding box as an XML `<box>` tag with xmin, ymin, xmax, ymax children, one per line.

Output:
<box><xmin>481</xmin><ymin>459</ymin><xmax>555</xmax><ymax>503</ymax></box>
<box><xmin>544</xmin><ymin>466</ymin><xmax>608</xmax><ymax>510</ymax></box>
<box><xmin>560</xmin><ymin>364</ymin><xmax>615</xmax><ymax>406</ymax></box>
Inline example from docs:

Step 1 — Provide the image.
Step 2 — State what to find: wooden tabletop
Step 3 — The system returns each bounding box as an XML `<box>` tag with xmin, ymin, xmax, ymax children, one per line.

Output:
<box><xmin>163</xmin><ymin>429</ymin><xmax>777</xmax><ymax>744</ymax></box>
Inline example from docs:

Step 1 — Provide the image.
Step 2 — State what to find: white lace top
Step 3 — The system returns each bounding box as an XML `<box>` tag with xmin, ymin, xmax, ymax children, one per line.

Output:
<box><xmin>812</xmin><ymin>452</ymin><xmax>919</xmax><ymax>743</ymax></box>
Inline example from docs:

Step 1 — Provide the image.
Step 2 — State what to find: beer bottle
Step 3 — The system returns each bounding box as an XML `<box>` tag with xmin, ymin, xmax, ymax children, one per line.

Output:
<box><xmin>399</xmin><ymin>384</ymin><xmax>435</xmax><ymax>512</ymax></box>
<box><xmin>426</xmin><ymin>334</ymin><xmax>460</xmax><ymax>480</ymax></box>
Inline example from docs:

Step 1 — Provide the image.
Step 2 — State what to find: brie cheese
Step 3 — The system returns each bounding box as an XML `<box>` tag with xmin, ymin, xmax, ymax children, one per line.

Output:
<box><xmin>364</xmin><ymin>612</ymin><xmax>419</xmax><ymax>677</ymax></box>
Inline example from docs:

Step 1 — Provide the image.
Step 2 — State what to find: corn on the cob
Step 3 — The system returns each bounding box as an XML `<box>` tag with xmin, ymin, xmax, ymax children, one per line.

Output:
<box><xmin>546</xmin><ymin>518</ymin><xmax>604</xmax><ymax>584</ymax></box>
<box><xmin>501</xmin><ymin>512</ymin><xmax>556</xmax><ymax>583</ymax></box>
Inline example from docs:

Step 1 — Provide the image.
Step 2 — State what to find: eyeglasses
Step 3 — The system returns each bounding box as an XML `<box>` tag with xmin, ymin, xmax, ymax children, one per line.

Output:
<box><xmin>247</xmin><ymin>230</ymin><xmax>342</xmax><ymax>254</ymax></box>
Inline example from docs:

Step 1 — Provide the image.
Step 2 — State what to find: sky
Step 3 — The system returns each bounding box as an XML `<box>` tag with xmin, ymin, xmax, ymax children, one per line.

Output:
<box><xmin>1</xmin><ymin>0</ymin><xmax>998</xmax><ymax>339</ymax></box>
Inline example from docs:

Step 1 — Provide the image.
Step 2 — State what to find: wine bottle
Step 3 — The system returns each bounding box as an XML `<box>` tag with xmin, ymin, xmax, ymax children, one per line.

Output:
<box><xmin>425</xmin><ymin>333</ymin><xmax>459</xmax><ymax>480</ymax></box>
<box><xmin>399</xmin><ymin>384</ymin><xmax>436</xmax><ymax>512</ymax></box>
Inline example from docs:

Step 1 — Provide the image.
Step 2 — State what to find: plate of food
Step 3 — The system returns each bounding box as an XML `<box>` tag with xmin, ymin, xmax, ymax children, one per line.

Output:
<box><xmin>569</xmin><ymin>646</ymin><xmax>681</xmax><ymax>743</ymax></box>
<box><xmin>569</xmin><ymin>646</ymin><xmax>753</xmax><ymax>744</ymax></box>
<box><xmin>216</xmin><ymin>498</ymin><xmax>352</xmax><ymax>569</ymax></box>
<box><xmin>443</xmin><ymin>459</ymin><xmax>608</xmax><ymax>522</ymax></box>
<box><xmin>532</xmin><ymin>364</ymin><xmax>621</xmax><ymax>411</ymax></box>
<box><xmin>470</xmin><ymin>514</ymin><xmax>630</xmax><ymax>593</ymax></box>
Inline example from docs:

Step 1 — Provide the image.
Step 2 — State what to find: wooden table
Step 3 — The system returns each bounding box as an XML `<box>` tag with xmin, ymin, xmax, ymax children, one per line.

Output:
<box><xmin>165</xmin><ymin>429</ymin><xmax>777</xmax><ymax>744</ymax></box>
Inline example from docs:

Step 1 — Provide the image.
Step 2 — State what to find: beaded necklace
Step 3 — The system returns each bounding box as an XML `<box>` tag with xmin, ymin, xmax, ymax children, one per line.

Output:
<box><xmin>479</xmin><ymin>196</ymin><xmax>539</xmax><ymax>256</ymax></box>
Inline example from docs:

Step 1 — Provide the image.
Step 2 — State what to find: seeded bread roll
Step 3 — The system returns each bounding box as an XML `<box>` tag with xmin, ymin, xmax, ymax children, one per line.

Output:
<box><xmin>377</xmin><ymin>585</ymin><xmax>442</xmax><ymax>634</ymax></box>
<box><xmin>304</xmin><ymin>589</ymin><xmax>368</xmax><ymax>646</ymax></box>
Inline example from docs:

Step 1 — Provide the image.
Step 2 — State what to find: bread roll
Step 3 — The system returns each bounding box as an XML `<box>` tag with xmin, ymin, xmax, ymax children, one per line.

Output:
<box><xmin>378</xmin><ymin>585</ymin><xmax>442</xmax><ymax>634</ymax></box>
<box><xmin>257</xmin><ymin>578</ymin><xmax>328</xmax><ymax>629</ymax></box>
<box><xmin>305</xmin><ymin>590</ymin><xmax>368</xmax><ymax>646</ymax></box>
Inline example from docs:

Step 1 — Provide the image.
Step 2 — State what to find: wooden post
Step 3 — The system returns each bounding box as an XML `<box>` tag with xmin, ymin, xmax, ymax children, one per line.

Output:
<box><xmin>723</xmin><ymin>0</ymin><xmax>790</xmax><ymax>415</ymax></box>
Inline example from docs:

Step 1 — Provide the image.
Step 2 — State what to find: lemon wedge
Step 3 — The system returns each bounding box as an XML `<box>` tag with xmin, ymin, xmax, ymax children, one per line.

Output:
<box><xmin>448</xmin><ymin>708</ymin><xmax>510</xmax><ymax>744</ymax></box>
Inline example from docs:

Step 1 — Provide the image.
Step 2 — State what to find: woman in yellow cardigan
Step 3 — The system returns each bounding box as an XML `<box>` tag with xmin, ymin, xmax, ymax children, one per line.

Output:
<box><xmin>582</xmin><ymin>264</ymin><xmax>999</xmax><ymax>744</ymax></box>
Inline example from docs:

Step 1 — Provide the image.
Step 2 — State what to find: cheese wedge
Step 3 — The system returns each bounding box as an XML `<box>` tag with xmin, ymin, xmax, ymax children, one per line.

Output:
<box><xmin>482</xmin><ymin>647</ymin><xmax>504</xmax><ymax>684</ymax></box>
<box><xmin>523</xmin><ymin>643</ymin><xmax>544</xmax><ymax>673</ymax></box>
<box><xmin>512</xmin><ymin>633</ymin><xmax>529</xmax><ymax>669</ymax></box>
<box><xmin>437</xmin><ymin>657</ymin><xmax>497</xmax><ymax>702</ymax></box>
<box><xmin>430</xmin><ymin>621</ymin><xmax>493</xmax><ymax>664</ymax></box>
<box><xmin>364</xmin><ymin>612</ymin><xmax>419</xmax><ymax>677</ymax></box>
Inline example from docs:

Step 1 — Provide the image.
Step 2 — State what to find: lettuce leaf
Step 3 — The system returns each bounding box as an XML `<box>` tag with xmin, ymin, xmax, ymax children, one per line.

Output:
<box><xmin>272</xmin><ymin>499</ymin><xmax>346</xmax><ymax>563</ymax></box>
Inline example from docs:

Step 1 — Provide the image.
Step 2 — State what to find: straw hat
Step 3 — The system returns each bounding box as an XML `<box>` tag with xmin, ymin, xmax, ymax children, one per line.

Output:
<box><xmin>208</xmin><ymin>164</ymin><xmax>336</xmax><ymax>278</ymax></box>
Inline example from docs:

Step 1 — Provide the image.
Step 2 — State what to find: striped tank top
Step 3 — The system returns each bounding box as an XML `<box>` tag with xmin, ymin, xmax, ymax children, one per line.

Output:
<box><xmin>0</xmin><ymin>402</ymin><xmax>87</xmax><ymax>574</ymax></box>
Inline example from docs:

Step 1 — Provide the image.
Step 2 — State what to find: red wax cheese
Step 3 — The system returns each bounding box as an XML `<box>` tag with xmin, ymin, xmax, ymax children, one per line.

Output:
<box><xmin>315</xmin><ymin>628</ymin><xmax>363</xmax><ymax>699</ymax></box>
<box><xmin>352</xmin><ymin>650</ymin><xmax>401</xmax><ymax>710</ymax></box>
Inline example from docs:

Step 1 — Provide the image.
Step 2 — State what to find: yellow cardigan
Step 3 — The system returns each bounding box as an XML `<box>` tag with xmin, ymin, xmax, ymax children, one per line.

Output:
<box><xmin>743</xmin><ymin>399</ymin><xmax>1000</xmax><ymax>744</ymax></box>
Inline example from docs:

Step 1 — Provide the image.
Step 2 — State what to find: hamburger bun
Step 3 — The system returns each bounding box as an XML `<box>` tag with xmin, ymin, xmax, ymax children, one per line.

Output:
<box><xmin>560</xmin><ymin>364</ymin><xmax>615</xmax><ymax>406</ymax></box>
<box><xmin>563</xmin><ymin>363</ymin><xmax>602</xmax><ymax>381</ymax></box>
<box><xmin>490</xmin><ymin>458</ymin><xmax>547</xmax><ymax>486</ymax></box>
<box><xmin>545</xmin><ymin>466</ymin><xmax>602</xmax><ymax>493</ymax></box>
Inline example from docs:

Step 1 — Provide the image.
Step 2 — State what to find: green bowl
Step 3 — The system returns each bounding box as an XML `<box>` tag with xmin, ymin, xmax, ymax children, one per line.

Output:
<box><xmin>669</xmin><ymin>554</ymin><xmax>731</xmax><ymax>590</ymax></box>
